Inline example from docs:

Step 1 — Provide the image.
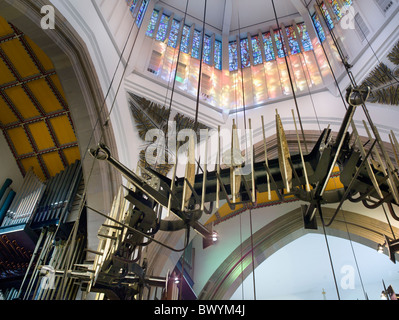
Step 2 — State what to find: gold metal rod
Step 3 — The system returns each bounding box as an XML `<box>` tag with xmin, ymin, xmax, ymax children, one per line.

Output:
<box><xmin>249</xmin><ymin>119</ymin><xmax>256</xmax><ymax>203</ymax></box>
<box><xmin>261</xmin><ymin>116</ymin><xmax>271</xmax><ymax>200</ymax></box>
<box><xmin>201</xmin><ymin>129</ymin><xmax>209</xmax><ymax>211</ymax></box>
<box><xmin>292</xmin><ymin>109</ymin><xmax>311</xmax><ymax>192</ymax></box>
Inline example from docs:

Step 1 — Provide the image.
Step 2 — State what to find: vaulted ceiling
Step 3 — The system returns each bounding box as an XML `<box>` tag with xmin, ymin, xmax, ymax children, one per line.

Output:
<box><xmin>0</xmin><ymin>16</ymin><xmax>80</xmax><ymax>181</ymax></box>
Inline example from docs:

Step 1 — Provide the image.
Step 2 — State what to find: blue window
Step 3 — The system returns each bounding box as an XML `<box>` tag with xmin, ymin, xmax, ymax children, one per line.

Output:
<box><xmin>229</xmin><ymin>41</ymin><xmax>238</xmax><ymax>71</ymax></box>
<box><xmin>240</xmin><ymin>38</ymin><xmax>251</xmax><ymax>68</ymax></box>
<box><xmin>156</xmin><ymin>14</ymin><xmax>170</xmax><ymax>42</ymax></box>
<box><xmin>136</xmin><ymin>0</ymin><xmax>149</xmax><ymax>27</ymax></box>
<box><xmin>251</xmin><ymin>36</ymin><xmax>263</xmax><ymax>65</ymax></box>
<box><xmin>312</xmin><ymin>14</ymin><xmax>326</xmax><ymax>43</ymax></box>
<box><xmin>146</xmin><ymin>10</ymin><xmax>159</xmax><ymax>37</ymax></box>
<box><xmin>214</xmin><ymin>40</ymin><xmax>222</xmax><ymax>70</ymax></box>
<box><xmin>168</xmin><ymin>19</ymin><xmax>180</xmax><ymax>48</ymax></box>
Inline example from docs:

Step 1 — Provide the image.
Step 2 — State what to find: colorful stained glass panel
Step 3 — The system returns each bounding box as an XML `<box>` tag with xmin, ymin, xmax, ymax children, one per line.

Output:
<box><xmin>192</xmin><ymin>30</ymin><xmax>201</xmax><ymax>59</ymax></box>
<box><xmin>262</xmin><ymin>32</ymin><xmax>275</xmax><ymax>61</ymax></box>
<box><xmin>156</xmin><ymin>14</ymin><xmax>170</xmax><ymax>42</ymax></box>
<box><xmin>297</xmin><ymin>23</ymin><xmax>313</xmax><ymax>52</ymax></box>
<box><xmin>251</xmin><ymin>36</ymin><xmax>263</xmax><ymax>65</ymax></box>
<box><xmin>136</xmin><ymin>0</ymin><xmax>149</xmax><ymax>27</ymax></box>
<box><xmin>203</xmin><ymin>35</ymin><xmax>212</xmax><ymax>65</ymax></box>
<box><xmin>328</xmin><ymin>0</ymin><xmax>343</xmax><ymax>20</ymax></box>
<box><xmin>168</xmin><ymin>19</ymin><xmax>180</xmax><ymax>48</ymax></box>
<box><xmin>180</xmin><ymin>25</ymin><xmax>191</xmax><ymax>54</ymax></box>
<box><xmin>229</xmin><ymin>41</ymin><xmax>238</xmax><ymax>71</ymax></box>
<box><xmin>286</xmin><ymin>26</ymin><xmax>301</xmax><ymax>55</ymax></box>
<box><xmin>274</xmin><ymin>30</ymin><xmax>286</xmax><ymax>58</ymax></box>
<box><xmin>146</xmin><ymin>10</ymin><xmax>159</xmax><ymax>37</ymax></box>
<box><xmin>214</xmin><ymin>40</ymin><xmax>222</xmax><ymax>70</ymax></box>
<box><xmin>240</xmin><ymin>38</ymin><xmax>251</xmax><ymax>68</ymax></box>
<box><xmin>320</xmin><ymin>2</ymin><xmax>334</xmax><ymax>30</ymax></box>
<box><xmin>312</xmin><ymin>14</ymin><xmax>326</xmax><ymax>43</ymax></box>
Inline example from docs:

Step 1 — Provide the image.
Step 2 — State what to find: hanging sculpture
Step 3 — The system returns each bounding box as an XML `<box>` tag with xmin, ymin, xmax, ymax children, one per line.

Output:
<box><xmin>82</xmin><ymin>83</ymin><xmax>399</xmax><ymax>299</ymax></box>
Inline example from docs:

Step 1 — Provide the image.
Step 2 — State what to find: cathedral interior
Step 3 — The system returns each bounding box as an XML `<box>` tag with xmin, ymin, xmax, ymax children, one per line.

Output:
<box><xmin>0</xmin><ymin>0</ymin><xmax>399</xmax><ymax>301</ymax></box>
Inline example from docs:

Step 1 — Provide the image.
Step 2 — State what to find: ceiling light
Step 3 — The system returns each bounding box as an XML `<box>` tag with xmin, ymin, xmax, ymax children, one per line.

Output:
<box><xmin>212</xmin><ymin>232</ymin><xmax>219</xmax><ymax>242</ymax></box>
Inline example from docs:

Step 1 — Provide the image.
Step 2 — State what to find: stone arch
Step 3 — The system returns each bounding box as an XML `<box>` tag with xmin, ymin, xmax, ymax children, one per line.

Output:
<box><xmin>199</xmin><ymin>207</ymin><xmax>399</xmax><ymax>300</ymax></box>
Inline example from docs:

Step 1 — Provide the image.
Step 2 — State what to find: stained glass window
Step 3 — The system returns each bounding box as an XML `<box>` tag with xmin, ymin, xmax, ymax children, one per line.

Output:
<box><xmin>146</xmin><ymin>10</ymin><xmax>159</xmax><ymax>37</ymax></box>
<box><xmin>156</xmin><ymin>14</ymin><xmax>170</xmax><ymax>42</ymax></box>
<box><xmin>312</xmin><ymin>14</ymin><xmax>326</xmax><ymax>43</ymax></box>
<box><xmin>229</xmin><ymin>41</ymin><xmax>238</xmax><ymax>71</ymax></box>
<box><xmin>297</xmin><ymin>23</ymin><xmax>313</xmax><ymax>52</ymax></box>
<box><xmin>191</xmin><ymin>30</ymin><xmax>201</xmax><ymax>59</ymax></box>
<box><xmin>129</xmin><ymin>0</ymin><xmax>139</xmax><ymax>13</ymax></box>
<box><xmin>240</xmin><ymin>38</ymin><xmax>251</xmax><ymax>68</ymax></box>
<box><xmin>262</xmin><ymin>32</ymin><xmax>275</xmax><ymax>62</ymax></box>
<box><xmin>286</xmin><ymin>26</ymin><xmax>301</xmax><ymax>55</ymax></box>
<box><xmin>343</xmin><ymin>0</ymin><xmax>352</xmax><ymax>7</ymax></box>
<box><xmin>180</xmin><ymin>25</ymin><xmax>191</xmax><ymax>54</ymax></box>
<box><xmin>168</xmin><ymin>19</ymin><xmax>180</xmax><ymax>48</ymax></box>
<box><xmin>251</xmin><ymin>36</ymin><xmax>263</xmax><ymax>65</ymax></box>
<box><xmin>320</xmin><ymin>2</ymin><xmax>334</xmax><ymax>30</ymax></box>
<box><xmin>203</xmin><ymin>35</ymin><xmax>212</xmax><ymax>65</ymax></box>
<box><xmin>274</xmin><ymin>30</ymin><xmax>286</xmax><ymax>58</ymax></box>
<box><xmin>214</xmin><ymin>40</ymin><xmax>222</xmax><ymax>70</ymax></box>
<box><xmin>328</xmin><ymin>0</ymin><xmax>343</xmax><ymax>20</ymax></box>
<box><xmin>136</xmin><ymin>0</ymin><xmax>149</xmax><ymax>27</ymax></box>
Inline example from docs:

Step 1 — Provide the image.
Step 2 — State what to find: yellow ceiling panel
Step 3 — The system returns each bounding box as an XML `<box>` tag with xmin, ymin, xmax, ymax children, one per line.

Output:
<box><xmin>63</xmin><ymin>146</ymin><xmax>81</xmax><ymax>166</ymax></box>
<box><xmin>7</xmin><ymin>126</ymin><xmax>33</xmax><ymax>156</ymax></box>
<box><xmin>49</xmin><ymin>75</ymin><xmax>67</xmax><ymax>102</ymax></box>
<box><xmin>42</xmin><ymin>152</ymin><xmax>64</xmax><ymax>178</ymax></box>
<box><xmin>1</xmin><ymin>40</ymin><xmax>39</xmax><ymax>78</ymax></box>
<box><xmin>24</xmin><ymin>36</ymin><xmax>54</xmax><ymax>71</ymax></box>
<box><xmin>0</xmin><ymin>96</ymin><xmax>18</xmax><ymax>126</ymax></box>
<box><xmin>27</xmin><ymin>78</ymin><xmax>63</xmax><ymax>113</ymax></box>
<box><xmin>0</xmin><ymin>58</ymin><xmax>15</xmax><ymax>84</ymax></box>
<box><xmin>0</xmin><ymin>16</ymin><xmax>13</xmax><ymax>37</ymax></box>
<box><xmin>50</xmin><ymin>116</ymin><xmax>77</xmax><ymax>145</ymax></box>
<box><xmin>28</xmin><ymin>121</ymin><xmax>54</xmax><ymax>151</ymax></box>
<box><xmin>20</xmin><ymin>157</ymin><xmax>45</xmax><ymax>181</ymax></box>
<box><xmin>5</xmin><ymin>85</ymin><xmax>40</xmax><ymax>119</ymax></box>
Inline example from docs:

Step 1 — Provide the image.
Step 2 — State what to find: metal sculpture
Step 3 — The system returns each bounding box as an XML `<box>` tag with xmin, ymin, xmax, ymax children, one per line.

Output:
<box><xmin>84</xmin><ymin>85</ymin><xmax>399</xmax><ymax>299</ymax></box>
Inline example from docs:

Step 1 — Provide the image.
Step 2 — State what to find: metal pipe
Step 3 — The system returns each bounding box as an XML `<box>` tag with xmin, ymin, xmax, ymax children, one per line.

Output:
<box><xmin>292</xmin><ymin>109</ymin><xmax>311</xmax><ymax>192</ymax></box>
<box><xmin>13</xmin><ymin>170</ymin><xmax>36</xmax><ymax>225</ymax></box>
<box><xmin>15</xmin><ymin>170</ymin><xmax>37</xmax><ymax>225</ymax></box>
<box><xmin>0</xmin><ymin>190</ymin><xmax>15</xmax><ymax>226</ymax></box>
<box><xmin>0</xmin><ymin>178</ymin><xmax>12</xmax><ymax>203</ymax></box>
<box><xmin>389</xmin><ymin>134</ymin><xmax>399</xmax><ymax>170</ymax></box>
<box><xmin>216</xmin><ymin>126</ymin><xmax>221</xmax><ymax>209</ymax></box>
<box><xmin>54</xmin><ymin>162</ymin><xmax>79</xmax><ymax>221</ymax></box>
<box><xmin>39</xmin><ymin>172</ymin><xmax>59</xmax><ymax>222</ymax></box>
<box><xmin>201</xmin><ymin>129</ymin><xmax>209</xmax><ymax>211</ymax></box>
<box><xmin>45</xmin><ymin>168</ymin><xmax>68</xmax><ymax>222</ymax></box>
<box><xmin>261</xmin><ymin>116</ymin><xmax>271</xmax><ymax>200</ymax></box>
<box><xmin>60</xmin><ymin>163</ymin><xmax>82</xmax><ymax>224</ymax></box>
<box><xmin>53</xmin><ymin>163</ymin><xmax>76</xmax><ymax>221</ymax></box>
<box><xmin>249</xmin><ymin>119</ymin><xmax>256</xmax><ymax>203</ymax></box>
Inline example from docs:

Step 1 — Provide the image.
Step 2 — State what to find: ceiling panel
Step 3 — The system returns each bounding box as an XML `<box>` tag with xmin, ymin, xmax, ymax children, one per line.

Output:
<box><xmin>0</xmin><ymin>15</ymin><xmax>80</xmax><ymax>181</ymax></box>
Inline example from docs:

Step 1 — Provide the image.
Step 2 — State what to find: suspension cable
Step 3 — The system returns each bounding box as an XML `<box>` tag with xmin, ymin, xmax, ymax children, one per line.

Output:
<box><xmin>237</xmin><ymin>10</ymin><xmax>257</xmax><ymax>301</ymax></box>
<box><xmin>271</xmin><ymin>0</ymin><xmax>309</xmax><ymax>153</ymax></box>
